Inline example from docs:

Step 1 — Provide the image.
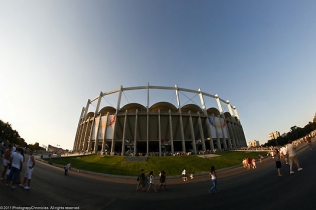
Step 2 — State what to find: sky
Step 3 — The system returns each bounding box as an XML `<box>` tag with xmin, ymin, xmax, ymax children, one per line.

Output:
<box><xmin>1</xmin><ymin>0</ymin><xmax>315</xmax><ymax>150</ymax></box>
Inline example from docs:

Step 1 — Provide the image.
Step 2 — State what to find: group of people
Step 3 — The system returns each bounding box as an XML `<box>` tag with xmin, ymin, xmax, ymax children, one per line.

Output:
<box><xmin>136</xmin><ymin>169</ymin><xmax>168</xmax><ymax>192</ymax></box>
<box><xmin>181</xmin><ymin>168</ymin><xmax>194</xmax><ymax>181</ymax></box>
<box><xmin>273</xmin><ymin>139</ymin><xmax>304</xmax><ymax>177</ymax></box>
<box><xmin>242</xmin><ymin>157</ymin><xmax>257</xmax><ymax>169</ymax></box>
<box><xmin>1</xmin><ymin>144</ymin><xmax>35</xmax><ymax>190</ymax></box>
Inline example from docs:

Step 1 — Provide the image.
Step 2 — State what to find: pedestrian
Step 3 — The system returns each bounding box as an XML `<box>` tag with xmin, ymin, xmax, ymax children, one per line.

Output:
<box><xmin>17</xmin><ymin>148</ymin><xmax>25</xmax><ymax>185</ymax></box>
<box><xmin>1</xmin><ymin>144</ymin><xmax>13</xmax><ymax>180</ymax></box>
<box><xmin>273</xmin><ymin>148</ymin><xmax>282</xmax><ymax>177</ymax></box>
<box><xmin>286</xmin><ymin>140</ymin><xmax>303</xmax><ymax>174</ymax></box>
<box><xmin>64</xmin><ymin>163</ymin><xmax>69</xmax><ymax>175</ymax></box>
<box><xmin>182</xmin><ymin>168</ymin><xmax>187</xmax><ymax>181</ymax></box>
<box><xmin>67</xmin><ymin>162</ymin><xmax>71</xmax><ymax>171</ymax></box>
<box><xmin>208</xmin><ymin>166</ymin><xmax>218</xmax><ymax>193</ymax></box>
<box><xmin>280</xmin><ymin>146</ymin><xmax>288</xmax><ymax>164</ymax></box>
<box><xmin>242</xmin><ymin>158</ymin><xmax>247</xmax><ymax>168</ymax></box>
<box><xmin>245</xmin><ymin>157</ymin><xmax>250</xmax><ymax>169</ymax></box>
<box><xmin>147</xmin><ymin>171</ymin><xmax>157</xmax><ymax>192</ymax></box>
<box><xmin>158</xmin><ymin>170</ymin><xmax>167</xmax><ymax>191</ymax></box>
<box><xmin>6</xmin><ymin>147</ymin><xmax>24</xmax><ymax>189</ymax></box>
<box><xmin>21</xmin><ymin>149</ymin><xmax>35</xmax><ymax>189</ymax></box>
<box><xmin>136</xmin><ymin>169</ymin><xmax>145</xmax><ymax>191</ymax></box>
<box><xmin>252</xmin><ymin>158</ymin><xmax>256</xmax><ymax>169</ymax></box>
<box><xmin>305</xmin><ymin>135</ymin><xmax>312</xmax><ymax>150</ymax></box>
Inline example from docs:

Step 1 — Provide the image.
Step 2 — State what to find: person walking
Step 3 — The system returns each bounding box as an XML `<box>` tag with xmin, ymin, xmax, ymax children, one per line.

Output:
<box><xmin>22</xmin><ymin>149</ymin><xmax>35</xmax><ymax>189</ymax></box>
<box><xmin>1</xmin><ymin>144</ymin><xmax>13</xmax><ymax>180</ymax></box>
<box><xmin>273</xmin><ymin>148</ymin><xmax>282</xmax><ymax>177</ymax></box>
<box><xmin>64</xmin><ymin>163</ymin><xmax>69</xmax><ymax>175</ymax></box>
<box><xmin>305</xmin><ymin>135</ymin><xmax>312</xmax><ymax>150</ymax></box>
<box><xmin>286</xmin><ymin>140</ymin><xmax>303</xmax><ymax>174</ymax></box>
<box><xmin>158</xmin><ymin>170</ymin><xmax>167</xmax><ymax>191</ymax></box>
<box><xmin>136</xmin><ymin>169</ymin><xmax>145</xmax><ymax>191</ymax></box>
<box><xmin>6</xmin><ymin>147</ymin><xmax>23</xmax><ymax>189</ymax></box>
<box><xmin>182</xmin><ymin>168</ymin><xmax>187</xmax><ymax>181</ymax></box>
<box><xmin>147</xmin><ymin>171</ymin><xmax>157</xmax><ymax>192</ymax></box>
<box><xmin>208</xmin><ymin>166</ymin><xmax>218</xmax><ymax>193</ymax></box>
<box><xmin>280</xmin><ymin>146</ymin><xmax>288</xmax><ymax>164</ymax></box>
<box><xmin>252</xmin><ymin>158</ymin><xmax>256</xmax><ymax>169</ymax></box>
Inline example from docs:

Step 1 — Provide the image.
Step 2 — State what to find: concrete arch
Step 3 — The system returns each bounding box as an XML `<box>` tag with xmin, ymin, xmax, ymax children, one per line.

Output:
<box><xmin>150</xmin><ymin>102</ymin><xmax>178</xmax><ymax>113</ymax></box>
<box><xmin>86</xmin><ymin>112</ymin><xmax>95</xmax><ymax>119</ymax></box>
<box><xmin>181</xmin><ymin>104</ymin><xmax>202</xmax><ymax>113</ymax></box>
<box><xmin>206</xmin><ymin>108</ymin><xmax>220</xmax><ymax>116</ymax></box>
<box><xmin>99</xmin><ymin>106</ymin><xmax>116</xmax><ymax>115</ymax></box>
<box><xmin>120</xmin><ymin>103</ymin><xmax>146</xmax><ymax>113</ymax></box>
<box><xmin>224</xmin><ymin>112</ymin><xmax>232</xmax><ymax>118</ymax></box>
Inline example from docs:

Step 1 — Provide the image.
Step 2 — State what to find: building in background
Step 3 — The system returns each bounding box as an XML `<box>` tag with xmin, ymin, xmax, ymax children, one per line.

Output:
<box><xmin>47</xmin><ymin>145</ymin><xmax>67</xmax><ymax>154</ymax></box>
<box><xmin>248</xmin><ymin>140</ymin><xmax>260</xmax><ymax>148</ymax></box>
<box><xmin>73</xmin><ymin>84</ymin><xmax>247</xmax><ymax>156</ymax></box>
<box><xmin>269</xmin><ymin>131</ymin><xmax>280</xmax><ymax>140</ymax></box>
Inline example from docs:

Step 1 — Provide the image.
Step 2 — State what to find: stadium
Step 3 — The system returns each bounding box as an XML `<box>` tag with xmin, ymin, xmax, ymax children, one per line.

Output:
<box><xmin>73</xmin><ymin>85</ymin><xmax>247</xmax><ymax>156</ymax></box>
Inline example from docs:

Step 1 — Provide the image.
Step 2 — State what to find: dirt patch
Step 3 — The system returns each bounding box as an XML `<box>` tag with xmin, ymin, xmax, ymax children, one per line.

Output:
<box><xmin>197</xmin><ymin>154</ymin><xmax>221</xmax><ymax>158</ymax></box>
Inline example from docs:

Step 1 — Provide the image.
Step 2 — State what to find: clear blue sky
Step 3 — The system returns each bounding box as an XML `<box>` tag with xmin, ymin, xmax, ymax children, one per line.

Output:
<box><xmin>1</xmin><ymin>0</ymin><xmax>315</xmax><ymax>150</ymax></box>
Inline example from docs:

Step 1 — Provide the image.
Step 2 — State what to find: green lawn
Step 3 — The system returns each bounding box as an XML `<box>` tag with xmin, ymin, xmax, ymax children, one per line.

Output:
<box><xmin>47</xmin><ymin>151</ymin><xmax>265</xmax><ymax>176</ymax></box>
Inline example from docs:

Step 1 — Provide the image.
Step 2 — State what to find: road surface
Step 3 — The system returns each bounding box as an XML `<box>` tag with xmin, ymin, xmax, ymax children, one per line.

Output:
<box><xmin>1</xmin><ymin>140</ymin><xmax>315</xmax><ymax>210</ymax></box>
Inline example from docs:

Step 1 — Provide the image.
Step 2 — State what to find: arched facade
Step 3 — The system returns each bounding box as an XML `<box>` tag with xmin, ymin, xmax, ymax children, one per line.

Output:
<box><xmin>73</xmin><ymin>85</ymin><xmax>247</xmax><ymax>156</ymax></box>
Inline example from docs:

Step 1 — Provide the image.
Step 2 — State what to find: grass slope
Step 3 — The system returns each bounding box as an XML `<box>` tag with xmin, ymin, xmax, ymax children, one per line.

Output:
<box><xmin>49</xmin><ymin>151</ymin><xmax>264</xmax><ymax>176</ymax></box>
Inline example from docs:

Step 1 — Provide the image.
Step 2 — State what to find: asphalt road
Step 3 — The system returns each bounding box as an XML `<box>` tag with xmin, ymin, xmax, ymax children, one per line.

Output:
<box><xmin>1</xmin><ymin>140</ymin><xmax>315</xmax><ymax>210</ymax></box>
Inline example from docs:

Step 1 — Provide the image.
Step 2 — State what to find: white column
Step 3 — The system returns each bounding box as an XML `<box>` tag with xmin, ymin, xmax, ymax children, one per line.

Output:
<box><xmin>233</xmin><ymin>106</ymin><xmax>240</xmax><ymax>120</ymax></box>
<box><xmin>198</xmin><ymin>88</ymin><xmax>213</xmax><ymax>151</ymax></box>
<box><xmin>94</xmin><ymin>114</ymin><xmax>102</xmax><ymax>154</ymax></box>
<box><xmin>175</xmin><ymin>85</ymin><xmax>186</xmax><ymax>153</ymax></box>
<box><xmin>158</xmin><ymin>109</ymin><xmax>162</xmax><ymax>157</ymax></box>
<box><xmin>121</xmin><ymin>110</ymin><xmax>128</xmax><ymax>156</ymax></box>
<box><xmin>101</xmin><ymin>112</ymin><xmax>109</xmax><ymax>154</ymax></box>
<box><xmin>83</xmin><ymin>99</ymin><xmax>91</xmax><ymax>120</ymax></box>
<box><xmin>206</xmin><ymin>117</ymin><xmax>215</xmax><ymax>152</ymax></box>
<box><xmin>212</xmin><ymin>114</ymin><xmax>222</xmax><ymax>151</ymax></box>
<box><xmin>189</xmin><ymin>111</ymin><xmax>197</xmax><ymax>155</ymax></box>
<box><xmin>147</xmin><ymin>83</ymin><xmax>150</xmax><ymax>155</ymax></box>
<box><xmin>73</xmin><ymin>107</ymin><xmax>85</xmax><ymax>151</ymax></box>
<box><xmin>215</xmin><ymin>94</ymin><xmax>223</xmax><ymax>113</ymax></box>
<box><xmin>111</xmin><ymin>86</ymin><xmax>123</xmax><ymax>154</ymax></box>
<box><xmin>133</xmin><ymin>109</ymin><xmax>138</xmax><ymax>156</ymax></box>
<box><xmin>219</xmin><ymin>115</ymin><xmax>228</xmax><ymax>150</ymax></box>
<box><xmin>83</xmin><ymin>120</ymin><xmax>92</xmax><ymax>152</ymax></box>
<box><xmin>227</xmin><ymin>121</ymin><xmax>237</xmax><ymax>149</ymax></box>
<box><xmin>198</xmin><ymin>112</ymin><xmax>206</xmax><ymax>151</ymax></box>
<box><xmin>226</xmin><ymin>101</ymin><xmax>234</xmax><ymax>116</ymax></box>
<box><xmin>169</xmin><ymin>110</ymin><xmax>174</xmax><ymax>155</ymax></box>
<box><xmin>76</xmin><ymin>123</ymin><xmax>85</xmax><ymax>151</ymax></box>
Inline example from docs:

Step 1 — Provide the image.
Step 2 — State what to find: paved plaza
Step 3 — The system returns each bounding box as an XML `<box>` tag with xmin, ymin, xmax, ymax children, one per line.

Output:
<box><xmin>1</xmin><ymin>139</ymin><xmax>315</xmax><ymax>210</ymax></box>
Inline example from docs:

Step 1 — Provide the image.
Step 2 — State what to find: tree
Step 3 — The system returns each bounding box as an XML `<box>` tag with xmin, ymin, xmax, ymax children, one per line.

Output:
<box><xmin>28</xmin><ymin>142</ymin><xmax>45</xmax><ymax>151</ymax></box>
<box><xmin>0</xmin><ymin>119</ymin><xmax>27</xmax><ymax>146</ymax></box>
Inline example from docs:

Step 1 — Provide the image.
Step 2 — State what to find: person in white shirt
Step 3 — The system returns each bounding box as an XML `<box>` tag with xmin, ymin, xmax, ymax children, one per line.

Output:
<box><xmin>182</xmin><ymin>169</ymin><xmax>187</xmax><ymax>181</ymax></box>
<box><xmin>286</xmin><ymin>140</ymin><xmax>303</xmax><ymax>174</ymax></box>
<box><xmin>7</xmin><ymin>147</ymin><xmax>23</xmax><ymax>189</ymax></box>
<box><xmin>208</xmin><ymin>166</ymin><xmax>218</xmax><ymax>193</ymax></box>
<box><xmin>21</xmin><ymin>149</ymin><xmax>35</xmax><ymax>190</ymax></box>
<box><xmin>280</xmin><ymin>146</ymin><xmax>288</xmax><ymax>164</ymax></box>
<box><xmin>147</xmin><ymin>171</ymin><xmax>157</xmax><ymax>192</ymax></box>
